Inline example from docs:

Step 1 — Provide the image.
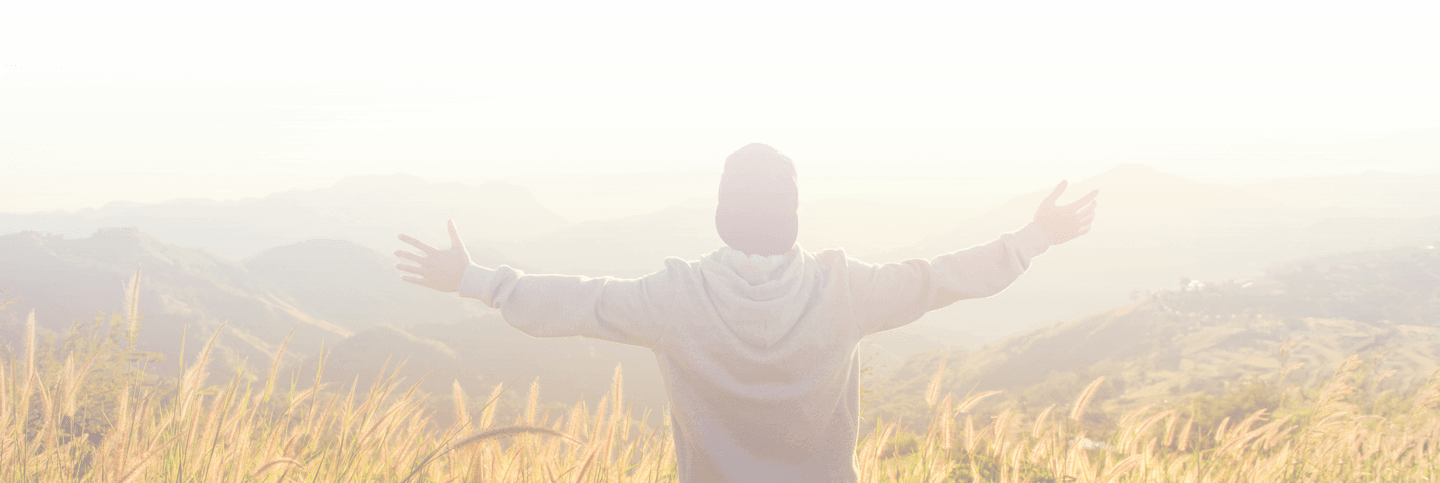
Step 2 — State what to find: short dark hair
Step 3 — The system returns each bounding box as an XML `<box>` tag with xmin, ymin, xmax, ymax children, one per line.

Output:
<box><xmin>715</xmin><ymin>144</ymin><xmax>799</xmax><ymax>256</ymax></box>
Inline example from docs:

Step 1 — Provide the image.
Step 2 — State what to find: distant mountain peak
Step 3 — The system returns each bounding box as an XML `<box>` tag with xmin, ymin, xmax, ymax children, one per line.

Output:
<box><xmin>289</xmin><ymin>238</ymin><xmax>366</xmax><ymax>250</ymax></box>
<box><xmin>802</xmin><ymin>198</ymin><xmax>886</xmax><ymax>210</ymax></box>
<box><xmin>1086</xmin><ymin>163</ymin><xmax>1208</xmax><ymax>189</ymax></box>
<box><xmin>1357</xmin><ymin>169</ymin><xmax>1407</xmax><ymax>178</ymax></box>
<box><xmin>160</xmin><ymin>198</ymin><xmax>228</xmax><ymax>206</ymax></box>
<box><xmin>469</xmin><ymin>179</ymin><xmax>539</xmax><ymax>198</ymax></box>
<box><xmin>1103</xmin><ymin>164</ymin><xmax>1158</xmax><ymax>175</ymax></box>
<box><xmin>332</xmin><ymin>173</ymin><xmax>431</xmax><ymax>192</ymax></box>
<box><xmin>96</xmin><ymin>200</ymin><xmax>148</xmax><ymax>210</ymax></box>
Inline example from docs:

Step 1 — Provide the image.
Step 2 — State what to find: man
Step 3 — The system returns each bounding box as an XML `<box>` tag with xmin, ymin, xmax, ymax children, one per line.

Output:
<box><xmin>395</xmin><ymin>143</ymin><xmax>1097</xmax><ymax>482</ymax></box>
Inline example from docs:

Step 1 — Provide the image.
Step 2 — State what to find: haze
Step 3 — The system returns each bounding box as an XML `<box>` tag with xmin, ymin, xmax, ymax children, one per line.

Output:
<box><xmin>6</xmin><ymin>1</ymin><xmax>1440</xmax><ymax>459</ymax></box>
<box><xmin>4</xmin><ymin>0</ymin><xmax>1438</xmax><ymax>219</ymax></box>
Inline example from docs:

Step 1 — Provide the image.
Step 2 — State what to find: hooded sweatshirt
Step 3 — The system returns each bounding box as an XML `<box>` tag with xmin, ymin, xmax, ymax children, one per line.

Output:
<box><xmin>457</xmin><ymin>222</ymin><xmax>1051</xmax><ymax>482</ymax></box>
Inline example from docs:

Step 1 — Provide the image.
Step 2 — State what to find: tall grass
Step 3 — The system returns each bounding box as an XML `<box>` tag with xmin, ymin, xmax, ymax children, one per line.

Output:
<box><xmin>851</xmin><ymin>356</ymin><xmax>1440</xmax><ymax>482</ymax></box>
<box><xmin>4</xmin><ymin>290</ymin><xmax>1440</xmax><ymax>481</ymax></box>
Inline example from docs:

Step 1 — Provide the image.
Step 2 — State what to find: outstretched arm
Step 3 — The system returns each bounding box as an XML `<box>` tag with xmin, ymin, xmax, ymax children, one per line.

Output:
<box><xmin>395</xmin><ymin>220</ymin><xmax>669</xmax><ymax>347</ymax></box>
<box><xmin>850</xmin><ymin>180</ymin><xmax>1097</xmax><ymax>335</ymax></box>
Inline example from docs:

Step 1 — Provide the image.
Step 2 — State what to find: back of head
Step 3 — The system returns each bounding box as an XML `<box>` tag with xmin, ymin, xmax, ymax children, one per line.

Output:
<box><xmin>716</xmin><ymin>143</ymin><xmax>799</xmax><ymax>256</ymax></box>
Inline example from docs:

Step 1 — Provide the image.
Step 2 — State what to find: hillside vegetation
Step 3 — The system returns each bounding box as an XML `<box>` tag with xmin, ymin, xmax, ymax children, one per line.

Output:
<box><xmin>4</xmin><ymin>278</ymin><xmax>1440</xmax><ymax>481</ymax></box>
<box><xmin>869</xmin><ymin>245</ymin><xmax>1440</xmax><ymax>437</ymax></box>
<box><xmin>0</xmin><ymin>228</ymin><xmax>671</xmax><ymax>428</ymax></box>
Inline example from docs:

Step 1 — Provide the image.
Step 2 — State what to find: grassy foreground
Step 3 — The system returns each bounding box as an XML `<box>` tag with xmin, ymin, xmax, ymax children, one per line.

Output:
<box><xmin>4</xmin><ymin>296</ymin><xmax>1440</xmax><ymax>481</ymax></box>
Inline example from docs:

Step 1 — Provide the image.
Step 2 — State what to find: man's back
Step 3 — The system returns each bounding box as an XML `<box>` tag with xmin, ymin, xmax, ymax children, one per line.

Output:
<box><xmin>457</xmin><ymin>223</ymin><xmax>1050</xmax><ymax>482</ymax></box>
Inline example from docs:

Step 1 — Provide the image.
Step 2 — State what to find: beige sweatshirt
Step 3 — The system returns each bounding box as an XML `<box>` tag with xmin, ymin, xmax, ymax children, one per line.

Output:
<box><xmin>457</xmin><ymin>222</ymin><xmax>1051</xmax><ymax>482</ymax></box>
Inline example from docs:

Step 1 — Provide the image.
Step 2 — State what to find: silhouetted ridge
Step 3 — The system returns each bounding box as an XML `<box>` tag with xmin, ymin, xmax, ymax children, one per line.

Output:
<box><xmin>92</xmin><ymin>200</ymin><xmax>147</xmax><ymax>211</ymax></box>
<box><xmin>0</xmin><ymin>229</ymin><xmax>351</xmax><ymax>385</ymax></box>
<box><xmin>1103</xmin><ymin>164</ymin><xmax>1157</xmax><ymax>174</ymax></box>
<box><xmin>333</xmin><ymin>324</ymin><xmax>458</xmax><ymax>360</ymax></box>
<box><xmin>806</xmin><ymin>198</ymin><xmax>892</xmax><ymax>211</ymax></box>
<box><xmin>331</xmin><ymin>173</ymin><xmax>431</xmax><ymax>191</ymax></box>
<box><xmin>89</xmin><ymin>226</ymin><xmax>170</xmax><ymax>250</ymax></box>
<box><xmin>1360</xmin><ymin>169</ymin><xmax>1399</xmax><ymax>177</ymax></box>
<box><xmin>293</xmin><ymin>238</ymin><xmax>371</xmax><ymax>250</ymax></box>
<box><xmin>472</xmin><ymin>180</ymin><xmax>542</xmax><ymax>198</ymax></box>
<box><xmin>168</xmin><ymin>197</ymin><xmax>229</xmax><ymax>205</ymax></box>
<box><xmin>0</xmin><ymin>231</ymin><xmax>51</xmax><ymax>249</ymax></box>
<box><xmin>1242</xmin><ymin>170</ymin><xmax>1440</xmax><ymax>218</ymax></box>
<box><xmin>92</xmin><ymin>226</ymin><xmax>147</xmax><ymax>237</ymax></box>
<box><xmin>244</xmin><ymin>237</ymin><xmax>388</xmax><ymax>284</ymax></box>
<box><xmin>243</xmin><ymin>238</ymin><xmax>484</xmax><ymax>329</ymax></box>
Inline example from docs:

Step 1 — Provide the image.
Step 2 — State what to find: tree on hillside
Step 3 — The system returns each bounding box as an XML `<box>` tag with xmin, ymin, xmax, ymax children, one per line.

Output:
<box><xmin>1187</xmin><ymin>380</ymin><xmax>1277</xmax><ymax>435</ymax></box>
<box><xmin>9</xmin><ymin>309</ymin><xmax>167</xmax><ymax>446</ymax></box>
<box><xmin>852</xmin><ymin>340</ymin><xmax>887</xmax><ymax>421</ymax></box>
<box><xmin>0</xmin><ymin>266</ymin><xmax>165</xmax><ymax>449</ymax></box>
<box><xmin>0</xmin><ymin>285</ymin><xmax>17</xmax><ymax>312</ymax></box>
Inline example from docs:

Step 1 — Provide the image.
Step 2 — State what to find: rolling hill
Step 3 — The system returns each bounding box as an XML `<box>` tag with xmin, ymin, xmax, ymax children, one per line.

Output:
<box><xmin>0</xmin><ymin>228</ymin><xmax>668</xmax><ymax>423</ymax></box>
<box><xmin>297</xmin><ymin>316</ymin><xmax>668</xmax><ymax>427</ymax></box>
<box><xmin>0</xmin><ymin>228</ymin><xmax>349</xmax><ymax>379</ymax></box>
<box><xmin>866</xmin><ymin>244</ymin><xmax>1440</xmax><ymax>431</ymax></box>
<box><xmin>242</xmin><ymin>238</ymin><xmax>491</xmax><ymax>328</ymax></box>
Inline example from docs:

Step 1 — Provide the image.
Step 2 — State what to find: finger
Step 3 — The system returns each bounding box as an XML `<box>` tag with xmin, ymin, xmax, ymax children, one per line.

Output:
<box><xmin>400</xmin><ymin>275</ymin><xmax>424</xmax><ymax>285</ymax></box>
<box><xmin>395</xmin><ymin>263</ymin><xmax>426</xmax><ymax>275</ymax></box>
<box><xmin>1042</xmin><ymin>180</ymin><xmax>1068</xmax><ymax>205</ymax></box>
<box><xmin>1076</xmin><ymin>200</ymin><xmax>1096</xmax><ymax>217</ymax></box>
<box><xmin>448</xmin><ymin>219</ymin><xmax>464</xmax><ymax>250</ymax></box>
<box><xmin>1076</xmin><ymin>224</ymin><xmax>1091</xmax><ymax>236</ymax></box>
<box><xmin>1078</xmin><ymin>213</ymin><xmax>1095</xmax><ymax>225</ymax></box>
<box><xmin>394</xmin><ymin>250</ymin><xmax>426</xmax><ymax>263</ymax></box>
<box><xmin>1063</xmin><ymin>189</ymin><xmax>1099</xmax><ymax>211</ymax></box>
<box><xmin>398</xmin><ymin>233</ymin><xmax>438</xmax><ymax>254</ymax></box>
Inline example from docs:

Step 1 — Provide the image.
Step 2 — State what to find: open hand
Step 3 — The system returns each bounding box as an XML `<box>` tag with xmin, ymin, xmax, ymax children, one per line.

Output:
<box><xmin>1033</xmin><ymin>180</ymin><xmax>1098</xmax><ymax>245</ymax></box>
<box><xmin>396</xmin><ymin>219</ymin><xmax>472</xmax><ymax>292</ymax></box>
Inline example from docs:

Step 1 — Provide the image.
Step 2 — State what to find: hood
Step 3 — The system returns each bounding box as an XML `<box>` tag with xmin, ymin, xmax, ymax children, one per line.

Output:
<box><xmin>699</xmin><ymin>245</ymin><xmax>820</xmax><ymax>348</ymax></box>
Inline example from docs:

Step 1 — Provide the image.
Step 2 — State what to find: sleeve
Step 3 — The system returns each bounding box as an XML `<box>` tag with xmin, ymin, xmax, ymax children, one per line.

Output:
<box><xmin>848</xmin><ymin>222</ymin><xmax>1051</xmax><ymax>335</ymax></box>
<box><xmin>457</xmin><ymin>260</ymin><xmax>685</xmax><ymax>348</ymax></box>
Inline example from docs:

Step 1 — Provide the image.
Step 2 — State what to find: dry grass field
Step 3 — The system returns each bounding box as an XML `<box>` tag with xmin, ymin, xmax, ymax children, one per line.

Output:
<box><xmin>4</xmin><ymin>287</ymin><xmax>1440</xmax><ymax>482</ymax></box>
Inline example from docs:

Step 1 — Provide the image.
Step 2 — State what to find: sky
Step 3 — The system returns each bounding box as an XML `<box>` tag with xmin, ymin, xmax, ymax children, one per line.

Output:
<box><xmin>16</xmin><ymin>0</ymin><xmax>1440</xmax><ymax>15</ymax></box>
<box><xmin>3</xmin><ymin>0</ymin><xmax>1438</xmax><ymax>220</ymax></box>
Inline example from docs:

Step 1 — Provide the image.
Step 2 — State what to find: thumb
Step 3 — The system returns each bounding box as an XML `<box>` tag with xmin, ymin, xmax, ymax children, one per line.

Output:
<box><xmin>1042</xmin><ymin>180</ymin><xmax>1067</xmax><ymax>205</ymax></box>
<box><xmin>448</xmin><ymin>219</ymin><xmax>464</xmax><ymax>249</ymax></box>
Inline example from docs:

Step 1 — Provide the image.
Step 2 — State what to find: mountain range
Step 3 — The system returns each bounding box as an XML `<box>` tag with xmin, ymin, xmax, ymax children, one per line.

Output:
<box><xmin>0</xmin><ymin>174</ymin><xmax>568</xmax><ymax>262</ymax></box>
<box><xmin>6</xmin><ymin>166</ymin><xmax>1440</xmax><ymax>358</ymax></box>
<box><xmin>1243</xmin><ymin>170</ymin><xmax>1440</xmax><ymax>219</ymax></box>
<box><xmin>2</xmin><ymin>164</ymin><xmax>1440</xmax><ymax>432</ymax></box>
<box><xmin>2</xmin><ymin>165</ymin><xmax>1438</xmax><ymax>422</ymax></box>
